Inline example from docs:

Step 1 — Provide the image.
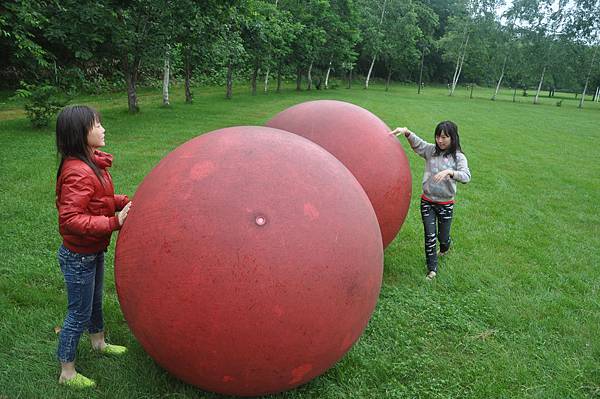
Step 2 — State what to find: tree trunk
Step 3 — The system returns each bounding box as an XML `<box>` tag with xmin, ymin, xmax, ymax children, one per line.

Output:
<box><xmin>264</xmin><ymin>68</ymin><xmax>270</xmax><ymax>93</ymax></box>
<box><xmin>184</xmin><ymin>55</ymin><xmax>192</xmax><ymax>103</ymax></box>
<box><xmin>579</xmin><ymin>45</ymin><xmax>598</xmax><ymax>109</ymax></box>
<box><xmin>162</xmin><ymin>47</ymin><xmax>170</xmax><ymax>106</ymax></box>
<box><xmin>513</xmin><ymin>86</ymin><xmax>517</xmax><ymax>102</ymax></box>
<box><xmin>450</xmin><ymin>33</ymin><xmax>464</xmax><ymax>95</ymax></box>
<box><xmin>277</xmin><ymin>65</ymin><xmax>282</xmax><ymax>93</ymax></box>
<box><xmin>492</xmin><ymin>55</ymin><xmax>507</xmax><ymax>101</ymax></box>
<box><xmin>296</xmin><ymin>66</ymin><xmax>302</xmax><ymax>91</ymax></box>
<box><xmin>251</xmin><ymin>63</ymin><xmax>259</xmax><ymax>96</ymax></box>
<box><xmin>452</xmin><ymin>44</ymin><xmax>467</xmax><ymax>95</ymax></box>
<box><xmin>450</xmin><ymin>29</ymin><xmax>469</xmax><ymax>96</ymax></box>
<box><xmin>365</xmin><ymin>55</ymin><xmax>376</xmax><ymax>89</ymax></box>
<box><xmin>347</xmin><ymin>68</ymin><xmax>353</xmax><ymax>89</ymax></box>
<box><xmin>126</xmin><ymin>72</ymin><xmax>138</xmax><ymax>113</ymax></box>
<box><xmin>417</xmin><ymin>47</ymin><xmax>425</xmax><ymax>94</ymax></box>
<box><xmin>365</xmin><ymin>0</ymin><xmax>388</xmax><ymax>90</ymax></box>
<box><xmin>125</xmin><ymin>56</ymin><xmax>140</xmax><ymax>113</ymax></box>
<box><xmin>54</xmin><ymin>60</ymin><xmax>58</xmax><ymax>85</ymax></box>
<box><xmin>226</xmin><ymin>62</ymin><xmax>233</xmax><ymax>99</ymax></box>
<box><xmin>385</xmin><ymin>67</ymin><xmax>392</xmax><ymax>91</ymax></box>
<box><xmin>595</xmin><ymin>86</ymin><xmax>600</xmax><ymax>102</ymax></box>
<box><xmin>307</xmin><ymin>61</ymin><xmax>313</xmax><ymax>90</ymax></box>
<box><xmin>324</xmin><ymin>60</ymin><xmax>332</xmax><ymax>89</ymax></box>
<box><xmin>534</xmin><ymin>66</ymin><xmax>546</xmax><ymax>104</ymax></box>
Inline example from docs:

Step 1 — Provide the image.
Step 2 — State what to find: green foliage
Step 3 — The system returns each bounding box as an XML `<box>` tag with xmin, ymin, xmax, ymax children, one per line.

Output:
<box><xmin>13</xmin><ymin>83</ymin><xmax>67</xmax><ymax>128</ymax></box>
<box><xmin>0</xmin><ymin>1</ymin><xmax>49</xmax><ymax>64</ymax></box>
<box><xmin>1</xmin><ymin>0</ymin><xmax>599</xmax><ymax>104</ymax></box>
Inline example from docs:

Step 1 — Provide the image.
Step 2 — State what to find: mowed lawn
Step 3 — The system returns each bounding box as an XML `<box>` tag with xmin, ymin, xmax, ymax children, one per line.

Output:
<box><xmin>1</xmin><ymin>82</ymin><xmax>599</xmax><ymax>399</ymax></box>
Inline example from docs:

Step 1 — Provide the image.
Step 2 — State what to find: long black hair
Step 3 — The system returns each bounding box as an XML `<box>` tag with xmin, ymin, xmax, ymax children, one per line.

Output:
<box><xmin>56</xmin><ymin>105</ymin><xmax>104</xmax><ymax>184</ymax></box>
<box><xmin>434</xmin><ymin>120</ymin><xmax>464</xmax><ymax>160</ymax></box>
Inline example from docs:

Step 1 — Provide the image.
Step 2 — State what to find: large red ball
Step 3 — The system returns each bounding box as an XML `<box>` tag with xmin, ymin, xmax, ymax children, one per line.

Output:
<box><xmin>266</xmin><ymin>100</ymin><xmax>412</xmax><ymax>248</ymax></box>
<box><xmin>115</xmin><ymin>126</ymin><xmax>383</xmax><ymax>396</ymax></box>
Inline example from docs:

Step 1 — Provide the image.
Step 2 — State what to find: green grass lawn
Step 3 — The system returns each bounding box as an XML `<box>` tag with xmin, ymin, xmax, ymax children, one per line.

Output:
<box><xmin>1</xmin><ymin>81</ymin><xmax>599</xmax><ymax>398</ymax></box>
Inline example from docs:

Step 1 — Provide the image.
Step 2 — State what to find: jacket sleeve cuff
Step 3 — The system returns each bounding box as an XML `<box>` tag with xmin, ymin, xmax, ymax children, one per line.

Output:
<box><xmin>109</xmin><ymin>216</ymin><xmax>121</xmax><ymax>231</ymax></box>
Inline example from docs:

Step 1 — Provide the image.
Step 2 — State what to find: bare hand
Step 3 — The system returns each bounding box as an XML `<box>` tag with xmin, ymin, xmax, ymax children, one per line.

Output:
<box><xmin>390</xmin><ymin>127</ymin><xmax>411</xmax><ymax>137</ymax></box>
<box><xmin>433</xmin><ymin>170</ymin><xmax>453</xmax><ymax>182</ymax></box>
<box><xmin>118</xmin><ymin>201</ymin><xmax>132</xmax><ymax>226</ymax></box>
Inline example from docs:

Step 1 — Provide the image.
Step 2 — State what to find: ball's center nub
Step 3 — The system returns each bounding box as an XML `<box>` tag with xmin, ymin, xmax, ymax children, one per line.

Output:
<box><xmin>255</xmin><ymin>216</ymin><xmax>267</xmax><ymax>226</ymax></box>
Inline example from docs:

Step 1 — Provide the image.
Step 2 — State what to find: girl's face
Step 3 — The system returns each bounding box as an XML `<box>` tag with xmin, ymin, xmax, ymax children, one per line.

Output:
<box><xmin>436</xmin><ymin>131</ymin><xmax>451</xmax><ymax>151</ymax></box>
<box><xmin>87</xmin><ymin>119</ymin><xmax>105</xmax><ymax>151</ymax></box>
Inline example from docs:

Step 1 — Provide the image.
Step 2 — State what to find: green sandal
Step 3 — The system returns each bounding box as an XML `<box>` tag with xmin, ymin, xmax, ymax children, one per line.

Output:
<box><xmin>60</xmin><ymin>373</ymin><xmax>96</xmax><ymax>388</ymax></box>
<box><xmin>99</xmin><ymin>344</ymin><xmax>127</xmax><ymax>356</ymax></box>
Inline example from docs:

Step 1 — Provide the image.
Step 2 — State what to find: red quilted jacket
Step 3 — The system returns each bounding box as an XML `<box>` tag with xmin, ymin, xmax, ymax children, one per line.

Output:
<box><xmin>56</xmin><ymin>150</ymin><xmax>129</xmax><ymax>254</ymax></box>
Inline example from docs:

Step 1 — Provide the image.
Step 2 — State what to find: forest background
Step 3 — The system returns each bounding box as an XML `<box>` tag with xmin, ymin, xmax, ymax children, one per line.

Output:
<box><xmin>2</xmin><ymin>0</ymin><xmax>599</xmax><ymax>121</ymax></box>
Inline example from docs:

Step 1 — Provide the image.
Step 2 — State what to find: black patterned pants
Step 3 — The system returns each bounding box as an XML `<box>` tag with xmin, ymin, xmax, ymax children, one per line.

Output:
<box><xmin>420</xmin><ymin>198</ymin><xmax>454</xmax><ymax>273</ymax></box>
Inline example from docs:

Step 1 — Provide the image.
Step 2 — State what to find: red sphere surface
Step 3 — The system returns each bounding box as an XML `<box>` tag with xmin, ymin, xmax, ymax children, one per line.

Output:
<box><xmin>266</xmin><ymin>100</ymin><xmax>412</xmax><ymax>248</ymax></box>
<box><xmin>115</xmin><ymin>126</ymin><xmax>383</xmax><ymax>396</ymax></box>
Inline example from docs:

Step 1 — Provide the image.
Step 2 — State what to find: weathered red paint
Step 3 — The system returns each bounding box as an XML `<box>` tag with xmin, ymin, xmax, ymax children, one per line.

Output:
<box><xmin>266</xmin><ymin>100</ymin><xmax>412</xmax><ymax>248</ymax></box>
<box><xmin>115</xmin><ymin>126</ymin><xmax>383</xmax><ymax>396</ymax></box>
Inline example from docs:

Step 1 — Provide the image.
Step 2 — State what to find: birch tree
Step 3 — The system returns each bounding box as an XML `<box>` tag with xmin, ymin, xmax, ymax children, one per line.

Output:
<box><xmin>414</xmin><ymin>2</ymin><xmax>439</xmax><ymax>93</ymax></box>
<box><xmin>568</xmin><ymin>0</ymin><xmax>600</xmax><ymax>108</ymax></box>
<box><xmin>359</xmin><ymin>0</ymin><xmax>388</xmax><ymax>89</ymax></box>
<box><xmin>449</xmin><ymin>23</ymin><xmax>470</xmax><ymax>95</ymax></box>
<box><xmin>320</xmin><ymin>0</ymin><xmax>361</xmax><ymax>89</ymax></box>
<box><xmin>507</xmin><ymin>0</ymin><xmax>567</xmax><ymax>104</ymax></box>
<box><xmin>491</xmin><ymin>19</ymin><xmax>515</xmax><ymax>100</ymax></box>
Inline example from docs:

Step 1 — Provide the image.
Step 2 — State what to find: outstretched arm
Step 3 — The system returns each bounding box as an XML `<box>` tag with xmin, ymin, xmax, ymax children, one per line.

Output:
<box><xmin>391</xmin><ymin>127</ymin><xmax>434</xmax><ymax>158</ymax></box>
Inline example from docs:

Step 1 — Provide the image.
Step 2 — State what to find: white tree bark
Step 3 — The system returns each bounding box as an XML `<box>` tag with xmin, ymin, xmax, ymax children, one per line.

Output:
<box><xmin>454</xmin><ymin>42</ymin><xmax>468</xmax><ymax>92</ymax></box>
<box><xmin>264</xmin><ymin>68</ymin><xmax>270</xmax><ymax>93</ymax></box>
<box><xmin>365</xmin><ymin>0</ymin><xmax>387</xmax><ymax>89</ymax></box>
<box><xmin>595</xmin><ymin>86</ymin><xmax>600</xmax><ymax>102</ymax></box>
<box><xmin>162</xmin><ymin>47</ymin><xmax>170</xmax><ymax>106</ymax></box>
<box><xmin>324</xmin><ymin>60</ymin><xmax>332</xmax><ymax>89</ymax></box>
<box><xmin>492</xmin><ymin>55</ymin><xmax>508</xmax><ymax>100</ymax></box>
<box><xmin>579</xmin><ymin>45</ymin><xmax>598</xmax><ymax>108</ymax></box>
<box><xmin>418</xmin><ymin>47</ymin><xmax>425</xmax><ymax>94</ymax></box>
<box><xmin>534</xmin><ymin>66</ymin><xmax>546</xmax><ymax>104</ymax></box>
<box><xmin>450</xmin><ymin>31</ymin><xmax>469</xmax><ymax>96</ymax></box>
<box><xmin>307</xmin><ymin>61</ymin><xmax>313</xmax><ymax>90</ymax></box>
<box><xmin>365</xmin><ymin>56</ymin><xmax>376</xmax><ymax>89</ymax></box>
<box><xmin>450</xmin><ymin>48</ymin><xmax>462</xmax><ymax>95</ymax></box>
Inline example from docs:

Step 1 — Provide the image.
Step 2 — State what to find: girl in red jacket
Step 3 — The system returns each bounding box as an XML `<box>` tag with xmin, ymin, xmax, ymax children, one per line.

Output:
<box><xmin>55</xmin><ymin>105</ymin><xmax>132</xmax><ymax>387</ymax></box>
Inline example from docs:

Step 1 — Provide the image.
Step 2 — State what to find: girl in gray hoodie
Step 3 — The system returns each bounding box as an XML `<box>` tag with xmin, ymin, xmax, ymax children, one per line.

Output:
<box><xmin>392</xmin><ymin>121</ymin><xmax>471</xmax><ymax>279</ymax></box>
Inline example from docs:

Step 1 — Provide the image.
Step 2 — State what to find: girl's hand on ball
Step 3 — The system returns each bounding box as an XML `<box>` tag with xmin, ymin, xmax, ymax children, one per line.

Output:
<box><xmin>118</xmin><ymin>201</ymin><xmax>132</xmax><ymax>226</ymax></box>
<box><xmin>390</xmin><ymin>127</ymin><xmax>410</xmax><ymax>137</ymax></box>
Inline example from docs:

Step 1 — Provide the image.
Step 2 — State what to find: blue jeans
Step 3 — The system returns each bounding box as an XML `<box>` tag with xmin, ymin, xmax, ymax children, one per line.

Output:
<box><xmin>420</xmin><ymin>199</ymin><xmax>454</xmax><ymax>273</ymax></box>
<box><xmin>56</xmin><ymin>245</ymin><xmax>105</xmax><ymax>363</ymax></box>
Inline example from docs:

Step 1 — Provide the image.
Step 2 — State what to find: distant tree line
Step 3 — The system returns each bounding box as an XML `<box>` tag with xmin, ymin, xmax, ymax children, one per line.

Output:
<box><xmin>1</xmin><ymin>0</ymin><xmax>599</xmax><ymax>113</ymax></box>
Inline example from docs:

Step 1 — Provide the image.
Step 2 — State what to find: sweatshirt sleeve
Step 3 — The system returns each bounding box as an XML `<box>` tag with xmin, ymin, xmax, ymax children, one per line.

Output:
<box><xmin>406</xmin><ymin>132</ymin><xmax>435</xmax><ymax>159</ymax></box>
<box><xmin>114</xmin><ymin>194</ymin><xmax>130</xmax><ymax>211</ymax></box>
<box><xmin>58</xmin><ymin>171</ymin><xmax>120</xmax><ymax>236</ymax></box>
<box><xmin>453</xmin><ymin>153</ymin><xmax>471</xmax><ymax>183</ymax></box>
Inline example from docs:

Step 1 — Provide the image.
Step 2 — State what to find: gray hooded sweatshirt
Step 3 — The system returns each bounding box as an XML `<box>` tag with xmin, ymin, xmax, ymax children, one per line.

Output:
<box><xmin>407</xmin><ymin>132</ymin><xmax>471</xmax><ymax>203</ymax></box>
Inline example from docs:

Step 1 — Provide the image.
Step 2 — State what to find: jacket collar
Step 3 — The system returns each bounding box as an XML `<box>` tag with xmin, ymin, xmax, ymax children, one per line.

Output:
<box><xmin>93</xmin><ymin>150</ymin><xmax>113</xmax><ymax>169</ymax></box>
